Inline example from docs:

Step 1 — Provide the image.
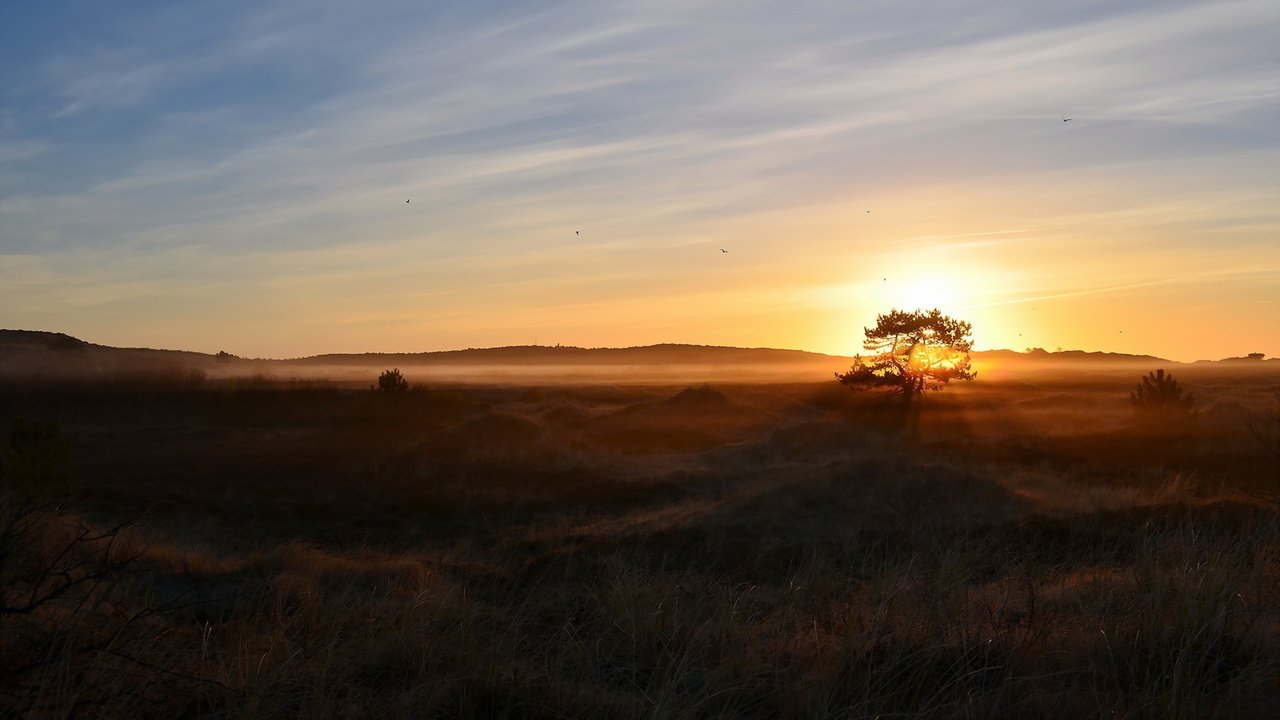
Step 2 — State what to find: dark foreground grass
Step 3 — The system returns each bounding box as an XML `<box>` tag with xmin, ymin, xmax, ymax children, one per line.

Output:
<box><xmin>2</xmin><ymin>372</ymin><xmax>1278</xmax><ymax>718</ymax></box>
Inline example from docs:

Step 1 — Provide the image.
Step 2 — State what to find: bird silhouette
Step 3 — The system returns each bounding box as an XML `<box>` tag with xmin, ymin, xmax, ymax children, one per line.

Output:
<box><xmin>720</xmin><ymin>249</ymin><xmax>729</xmax><ymax>253</ymax></box>
<box><xmin>1061</xmin><ymin>115</ymin><xmax>1072</xmax><ymax>122</ymax></box>
<box><xmin>405</xmin><ymin>198</ymin><xmax>410</xmax><ymax>203</ymax></box>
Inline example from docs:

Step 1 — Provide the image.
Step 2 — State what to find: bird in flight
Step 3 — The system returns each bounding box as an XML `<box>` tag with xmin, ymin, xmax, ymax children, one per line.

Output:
<box><xmin>575</xmin><ymin>230</ymin><xmax>580</xmax><ymax>235</ymax></box>
<box><xmin>405</xmin><ymin>198</ymin><xmax>410</xmax><ymax>203</ymax></box>
<box><xmin>720</xmin><ymin>249</ymin><xmax>729</xmax><ymax>253</ymax></box>
<box><xmin>1061</xmin><ymin>115</ymin><xmax>1072</xmax><ymax>122</ymax></box>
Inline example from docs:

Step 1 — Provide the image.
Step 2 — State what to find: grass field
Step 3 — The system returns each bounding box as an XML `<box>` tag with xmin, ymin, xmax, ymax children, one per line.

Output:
<box><xmin>2</xmin><ymin>364</ymin><xmax>1278</xmax><ymax>718</ymax></box>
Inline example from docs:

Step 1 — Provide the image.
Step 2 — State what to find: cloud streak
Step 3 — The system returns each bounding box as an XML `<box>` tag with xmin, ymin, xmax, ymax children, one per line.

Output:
<box><xmin>1</xmin><ymin>0</ymin><xmax>1276</xmax><ymax>359</ymax></box>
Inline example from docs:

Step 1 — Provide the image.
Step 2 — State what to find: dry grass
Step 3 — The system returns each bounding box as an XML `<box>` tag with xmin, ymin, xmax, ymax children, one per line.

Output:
<box><xmin>1</xmin><ymin>367</ymin><xmax>1278</xmax><ymax>718</ymax></box>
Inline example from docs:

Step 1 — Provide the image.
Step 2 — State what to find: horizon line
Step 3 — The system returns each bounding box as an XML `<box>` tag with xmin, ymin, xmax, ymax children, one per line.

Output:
<box><xmin>7</xmin><ymin>327</ymin><xmax>1273</xmax><ymax>365</ymax></box>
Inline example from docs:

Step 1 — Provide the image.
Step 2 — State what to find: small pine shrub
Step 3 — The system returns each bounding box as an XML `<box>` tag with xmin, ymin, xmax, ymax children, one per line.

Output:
<box><xmin>1130</xmin><ymin>369</ymin><xmax>1196</xmax><ymax>429</ymax></box>
<box><xmin>374</xmin><ymin>368</ymin><xmax>410</xmax><ymax>394</ymax></box>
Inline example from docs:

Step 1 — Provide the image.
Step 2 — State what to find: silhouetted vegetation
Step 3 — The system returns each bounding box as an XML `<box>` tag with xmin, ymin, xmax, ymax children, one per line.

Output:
<box><xmin>0</xmin><ymin>367</ymin><xmax>1276</xmax><ymax>718</ymax></box>
<box><xmin>373</xmin><ymin>367</ymin><xmax>409</xmax><ymax>394</ymax></box>
<box><xmin>1130</xmin><ymin>368</ymin><xmax>1196</xmax><ymax>430</ymax></box>
<box><xmin>1</xmin><ymin>419</ymin><xmax>146</xmax><ymax>708</ymax></box>
<box><xmin>836</xmin><ymin>308</ymin><xmax>976</xmax><ymax>402</ymax></box>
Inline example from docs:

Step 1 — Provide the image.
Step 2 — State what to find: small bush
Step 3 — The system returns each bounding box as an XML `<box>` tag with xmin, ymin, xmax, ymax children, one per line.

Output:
<box><xmin>1130</xmin><ymin>369</ymin><xmax>1196</xmax><ymax>430</ymax></box>
<box><xmin>373</xmin><ymin>368</ymin><xmax>410</xmax><ymax>394</ymax></box>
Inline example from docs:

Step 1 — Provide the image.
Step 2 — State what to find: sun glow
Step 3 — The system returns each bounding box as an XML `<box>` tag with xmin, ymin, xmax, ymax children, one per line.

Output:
<box><xmin>904</xmin><ymin>343</ymin><xmax>969</xmax><ymax>370</ymax></box>
<box><xmin>888</xmin><ymin>275</ymin><xmax>964</xmax><ymax>313</ymax></box>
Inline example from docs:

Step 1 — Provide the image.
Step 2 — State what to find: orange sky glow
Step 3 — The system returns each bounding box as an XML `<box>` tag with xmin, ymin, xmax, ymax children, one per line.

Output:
<box><xmin>2</xmin><ymin>2</ymin><xmax>1277</xmax><ymax>362</ymax></box>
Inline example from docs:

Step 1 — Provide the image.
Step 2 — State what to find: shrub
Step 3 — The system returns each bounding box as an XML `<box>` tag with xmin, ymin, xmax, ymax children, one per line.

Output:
<box><xmin>1129</xmin><ymin>369</ymin><xmax>1196</xmax><ymax>429</ymax></box>
<box><xmin>373</xmin><ymin>368</ymin><xmax>410</xmax><ymax>394</ymax></box>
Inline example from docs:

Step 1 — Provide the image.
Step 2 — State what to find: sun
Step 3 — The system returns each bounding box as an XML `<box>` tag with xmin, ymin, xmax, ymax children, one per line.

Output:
<box><xmin>889</xmin><ymin>275</ymin><xmax>962</xmax><ymax>312</ymax></box>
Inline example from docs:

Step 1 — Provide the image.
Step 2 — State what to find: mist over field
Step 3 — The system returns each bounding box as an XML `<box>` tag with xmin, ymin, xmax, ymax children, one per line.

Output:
<box><xmin>3</xmin><ymin>330</ymin><xmax>1279</xmax><ymax>717</ymax></box>
<box><xmin>4</xmin><ymin>328</ymin><xmax>1266</xmax><ymax>385</ymax></box>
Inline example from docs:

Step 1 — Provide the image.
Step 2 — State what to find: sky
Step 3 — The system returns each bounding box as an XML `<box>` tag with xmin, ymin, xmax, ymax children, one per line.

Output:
<box><xmin>1</xmin><ymin>0</ymin><xmax>1277</xmax><ymax>361</ymax></box>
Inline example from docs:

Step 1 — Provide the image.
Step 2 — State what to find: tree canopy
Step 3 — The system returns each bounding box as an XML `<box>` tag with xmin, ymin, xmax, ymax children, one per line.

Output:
<box><xmin>836</xmin><ymin>308</ymin><xmax>976</xmax><ymax>401</ymax></box>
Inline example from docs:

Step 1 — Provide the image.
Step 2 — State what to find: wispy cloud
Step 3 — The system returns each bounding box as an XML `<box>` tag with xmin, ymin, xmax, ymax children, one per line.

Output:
<box><xmin>1</xmin><ymin>0</ymin><xmax>1276</xmax><ymax>358</ymax></box>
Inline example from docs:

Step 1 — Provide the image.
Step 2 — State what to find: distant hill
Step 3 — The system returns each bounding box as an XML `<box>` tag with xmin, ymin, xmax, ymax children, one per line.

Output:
<box><xmin>4</xmin><ymin>329</ymin><xmax>1272</xmax><ymax>383</ymax></box>
<box><xmin>0</xmin><ymin>329</ymin><xmax>208</xmax><ymax>360</ymax></box>
<box><xmin>0</xmin><ymin>329</ymin><xmax>214</xmax><ymax>378</ymax></box>
<box><xmin>293</xmin><ymin>343</ymin><xmax>848</xmax><ymax>366</ymax></box>
<box><xmin>1195</xmin><ymin>352</ymin><xmax>1274</xmax><ymax>365</ymax></box>
<box><xmin>0</xmin><ymin>330</ymin><xmax>854</xmax><ymax>380</ymax></box>
<box><xmin>973</xmin><ymin>347</ymin><xmax>1170</xmax><ymax>365</ymax></box>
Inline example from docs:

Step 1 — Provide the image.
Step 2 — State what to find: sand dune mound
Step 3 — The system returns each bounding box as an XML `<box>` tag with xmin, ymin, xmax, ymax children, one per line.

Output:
<box><xmin>659</xmin><ymin>384</ymin><xmax>735</xmax><ymax>411</ymax></box>
<box><xmin>424</xmin><ymin>411</ymin><xmax>549</xmax><ymax>461</ymax></box>
<box><xmin>586</xmin><ymin>385</ymin><xmax>773</xmax><ymax>452</ymax></box>
<box><xmin>610</xmin><ymin>385</ymin><xmax>745</xmax><ymax>422</ymax></box>
<box><xmin>541</xmin><ymin>403</ymin><xmax>593</xmax><ymax>428</ymax></box>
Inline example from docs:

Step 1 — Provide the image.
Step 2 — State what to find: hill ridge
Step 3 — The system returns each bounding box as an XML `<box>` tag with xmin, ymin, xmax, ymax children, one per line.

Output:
<box><xmin>6</xmin><ymin>328</ymin><xmax>1272</xmax><ymax>367</ymax></box>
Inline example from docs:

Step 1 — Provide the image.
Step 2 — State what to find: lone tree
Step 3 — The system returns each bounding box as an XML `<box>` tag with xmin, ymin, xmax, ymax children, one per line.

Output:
<box><xmin>836</xmin><ymin>308</ymin><xmax>976</xmax><ymax>401</ymax></box>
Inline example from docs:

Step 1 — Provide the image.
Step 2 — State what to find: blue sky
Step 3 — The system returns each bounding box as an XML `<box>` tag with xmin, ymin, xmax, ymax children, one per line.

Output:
<box><xmin>2</xmin><ymin>0</ymin><xmax>1277</xmax><ymax>359</ymax></box>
